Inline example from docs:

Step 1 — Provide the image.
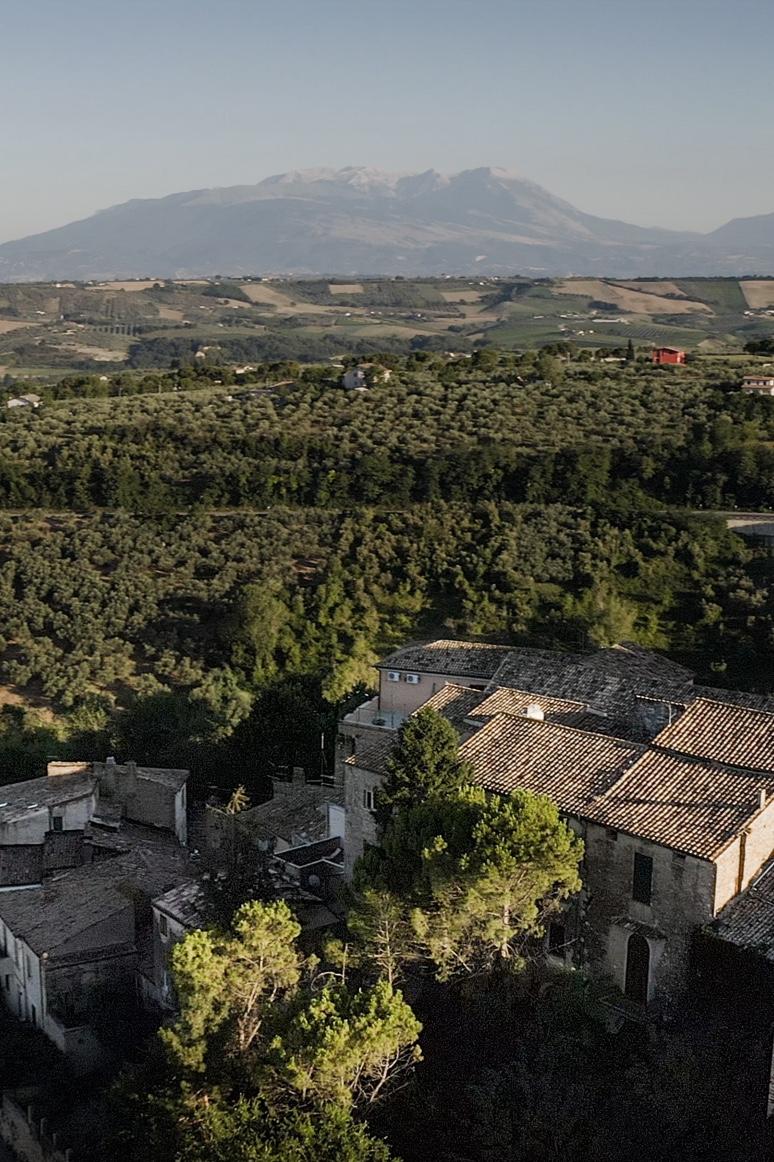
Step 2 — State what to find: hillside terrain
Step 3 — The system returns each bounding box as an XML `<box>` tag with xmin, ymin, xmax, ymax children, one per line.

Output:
<box><xmin>2</xmin><ymin>167</ymin><xmax>774</xmax><ymax>280</ymax></box>
<box><xmin>2</xmin><ymin>274</ymin><xmax>774</xmax><ymax>382</ymax></box>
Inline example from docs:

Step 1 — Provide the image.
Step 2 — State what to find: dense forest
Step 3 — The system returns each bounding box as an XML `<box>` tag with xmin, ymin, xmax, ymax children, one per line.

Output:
<box><xmin>1</xmin><ymin>349</ymin><xmax>774</xmax><ymax>789</ymax></box>
<box><xmin>2</xmin><ymin>352</ymin><xmax>774</xmax><ymax>511</ymax></box>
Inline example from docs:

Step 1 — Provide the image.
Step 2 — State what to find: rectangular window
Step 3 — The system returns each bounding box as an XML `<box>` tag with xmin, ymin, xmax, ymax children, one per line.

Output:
<box><xmin>362</xmin><ymin>787</ymin><xmax>375</xmax><ymax>812</ymax></box>
<box><xmin>158</xmin><ymin>914</ymin><xmax>168</xmax><ymax>938</ymax></box>
<box><xmin>632</xmin><ymin>853</ymin><xmax>653</xmax><ymax>904</ymax></box>
<box><xmin>547</xmin><ymin>922</ymin><xmax>566</xmax><ymax>956</ymax></box>
<box><xmin>26</xmin><ymin>955</ymin><xmax>32</xmax><ymax>980</ymax></box>
<box><xmin>52</xmin><ymin>815</ymin><xmax>64</xmax><ymax>832</ymax></box>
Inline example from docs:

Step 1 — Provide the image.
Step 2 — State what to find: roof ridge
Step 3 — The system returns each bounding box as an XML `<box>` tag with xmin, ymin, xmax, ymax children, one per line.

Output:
<box><xmin>686</xmin><ymin>695</ymin><xmax>774</xmax><ymax>720</ymax></box>
<box><xmin>462</xmin><ymin>711</ymin><xmax>642</xmax><ymax>751</ymax></box>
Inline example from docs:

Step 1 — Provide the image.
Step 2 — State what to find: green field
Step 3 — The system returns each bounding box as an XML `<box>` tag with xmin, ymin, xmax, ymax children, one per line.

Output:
<box><xmin>1</xmin><ymin>276</ymin><xmax>773</xmax><ymax>382</ymax></box>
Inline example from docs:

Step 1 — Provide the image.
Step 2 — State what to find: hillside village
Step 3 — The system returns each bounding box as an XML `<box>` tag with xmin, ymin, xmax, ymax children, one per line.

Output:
<box><xmin>6</xmin><ymin>636</ymin><xmax>774</xmax><ymax>1156</ymax></box>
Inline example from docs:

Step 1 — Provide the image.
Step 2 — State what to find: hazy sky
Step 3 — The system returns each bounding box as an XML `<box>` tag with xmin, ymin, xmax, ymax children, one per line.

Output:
<box><xmin>2</xmin><ymin>0</ymin><xmax>772</xmax><ymax>242</ymax></box>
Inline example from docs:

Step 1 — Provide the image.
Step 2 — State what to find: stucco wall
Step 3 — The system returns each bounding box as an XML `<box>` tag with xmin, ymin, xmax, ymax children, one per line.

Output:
<box><xmin>378</xmin><ymin>668</ymin><xmax>488</xmax><ymax>719</ymax></box>
<box><xmin>0</xmin><ymin>793</ymin><xmax>95</xmax><ymax>846</ymax></box>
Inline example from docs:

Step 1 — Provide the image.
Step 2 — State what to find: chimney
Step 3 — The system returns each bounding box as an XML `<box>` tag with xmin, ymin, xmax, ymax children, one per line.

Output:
<box><xmin>124</xmin><ymin>760</ymin><xmax>139</xmax><ymax>796</ymax></box>
<box><xmin>292</xmin><ymin>766</ymin><xmax>305</xmax><ymax>786</ymax></box>
<box><xmin>524</xmin><ymin>703</ymin><xmax>545</xmax><ymax>721</ymax></box>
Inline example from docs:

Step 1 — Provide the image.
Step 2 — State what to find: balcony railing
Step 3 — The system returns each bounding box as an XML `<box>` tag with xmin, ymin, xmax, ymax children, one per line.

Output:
<box><xmin>341</xmin><ymin>697</ymin><xmax>406</xmax><ymax>730</ymax></box>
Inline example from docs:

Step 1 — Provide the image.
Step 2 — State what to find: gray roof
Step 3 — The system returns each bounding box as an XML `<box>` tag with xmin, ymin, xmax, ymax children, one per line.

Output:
<box><xmin>0</xmin><ymin>831</ymin><xmax>190</xmax><ymax>955</ymax></box>
<box><xmin>0</xmin><ymin>874</ymin><xmax>132</xmax><ymax>956</ymax></box>
<box><xmin>378</xmin><ymin>639</ymin><xmax>513</xmax><ymax>679</ymax></box>
<box><xmin>712</xmin><ymin>860</ymin><xmax>774</xmax><ymax>961</ymax></box>
<box><xmin>0</xmin><ymin>772</ymin><xmax>95</xmax><ymax>824</ymax></box>
<box><xmin>154</xmin><ymin>880</ymin><xmax>205</xmax><ymax>928</ymax></box>
<box><xmin>239</xmin><ymin>782</ymin><xmax>343</xmax><ymax>846</ymax></box>
<box><xmin>0</xmin><ymin>845</ymin><xmax>43</xmax><ymax>888</ymax></box>
<box><xmin>489</xmin><ymin>643</ymin><xmax>694</xmax><ymax>722</ymax></box>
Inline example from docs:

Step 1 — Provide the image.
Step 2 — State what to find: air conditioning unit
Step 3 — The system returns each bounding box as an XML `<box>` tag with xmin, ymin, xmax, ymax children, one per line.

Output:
<box><xmin>406</xmin><ymin>673</ymin><xmax>421</xmax><ymax>685</ymax></box>
<box><xmin>387</xmin><ymin>671</ymin><xmax>400</xmax><ymax>682</ymax></box>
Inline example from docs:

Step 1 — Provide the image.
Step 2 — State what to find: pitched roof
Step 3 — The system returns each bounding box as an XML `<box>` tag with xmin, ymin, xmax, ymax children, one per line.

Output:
<box><xmin>468</xmin><ymin>685</ymin><xmax>610</xmax><ymax>732</ymax></box>
<box><xmin>239</xmin><ymin>781</ymin><xmax>342</xmax><ymax>846</ymax></box>
<box><xmin>711</xmin><ymin>859</ymin><xmax>774</xmax><ymax>960</ymax></box>
<box><xmin>459</xmin><ymin>715</ymin><xmax>642</xmax><ymax>815</ymax></box>
<box><xmin>459</xmin><ymin>712</ymin><xmax>774</xmax><ymax>860</ymax></box>
<box><xmin>345</xmin><ymin>732</ymin><xmax>398</xmax><ymax>777</ymax></box>
<box><xmin>0</xmin><ymin>875</ymin><xmax>132</xmax><ymax>956</ymax></box>
<box><xmin>654</xmin><ymin>698</ymin><xmax>774</xmax><ymax>773</ymax></box>
<box><xmin>419</xmin><ymin>684</ymin><xmax>487</xmax><ymax>730</ymax></box>
<box><xmin>0</xmin><ymin>831</ymin><xmax>190</xmax><ymax>955</ymax></box>
<box><xmin>589</xmin><ymin>748</ymin><xmax>774</xmax><ymax>859</ymax></box>
<box><xmin>0</xmin><ymin>845</ymin><xmax>43</xmax><ymax>888</ymax></box>
<box><xmin>0</xmin><ymin>772</ymin><xmax>95</xmax><ymax>824</ymax></box>
<box><xmin>378</xmin><ymin>639</ymin><xmax>512</xmax><ymax>679</ymax></box>
<box><xmin>489</xmin><ymin>643</ymin><xmax>693</xmax><ymax>719</ymax></box>
<box><xmin>154</xmin><ymin>880</ymin><xmax>205</xmax><ymax>928</ymax></box>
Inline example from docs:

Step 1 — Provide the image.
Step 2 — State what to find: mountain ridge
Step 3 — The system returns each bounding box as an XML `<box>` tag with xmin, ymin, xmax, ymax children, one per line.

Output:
<box><xmin>1</xmin><ymin>166</ymin><xmax>773</xmax><ymax>281</ymax></box>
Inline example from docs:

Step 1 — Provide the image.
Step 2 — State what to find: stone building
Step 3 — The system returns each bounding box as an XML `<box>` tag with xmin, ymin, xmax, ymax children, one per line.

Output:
<box><xmin>0</xmin><ymin>833</ymin><xmax>190</xmax><ymax>1070</ymax></box>
<box><xmin>0</xmin><ymin>757</ymin><xmax>192</xmax><ymax>1067</ymax></box>
<box><xmin>339</xmin><ymin>638</ymin><xmax>774</xmax><ymax>1009</ymax></box>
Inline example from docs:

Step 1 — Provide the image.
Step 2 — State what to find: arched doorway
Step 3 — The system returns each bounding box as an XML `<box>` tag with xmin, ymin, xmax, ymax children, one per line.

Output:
<box><xmin>624</xmin><ymin>932</ymin><xmax>650</xmax><ymax>1005</ymax></box>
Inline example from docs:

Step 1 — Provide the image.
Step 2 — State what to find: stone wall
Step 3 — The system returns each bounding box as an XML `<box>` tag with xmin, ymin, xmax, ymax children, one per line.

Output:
<box><xmin>343</xmin><ymin>760</ymin><xmax>382</xmax><ymax>877</ymax></box>
<box><xmin>0</xmin><ymin>1091</ymin><xmax>72</xmax><ymax>1162</ymax></box>
<box><xmin>579</xmin><ymin>820</ymin><xmax>716</xmax><ymax>1008</ymax></box>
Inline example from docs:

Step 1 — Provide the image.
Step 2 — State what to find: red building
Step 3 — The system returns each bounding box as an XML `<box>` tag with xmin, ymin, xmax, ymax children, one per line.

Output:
<box><xmin>652</xmin><ymin>347</ymin><xmax>686</xmax><ymax>366</ymax></box>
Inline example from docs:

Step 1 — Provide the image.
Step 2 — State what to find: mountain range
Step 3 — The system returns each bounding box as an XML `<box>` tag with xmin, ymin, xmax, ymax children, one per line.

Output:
<box><xmin>2</xmin><ymin>166</ymin><xmax>774</xmax><ymax>281</ymax></box>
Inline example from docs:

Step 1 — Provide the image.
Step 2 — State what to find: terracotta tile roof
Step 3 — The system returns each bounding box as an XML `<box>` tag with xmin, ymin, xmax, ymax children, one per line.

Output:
<box><xmin>690</xmin><ymin>686</ymin><xmax>774</xmax><ymax>713</ymax></box>
<box><xmin>459</xmin><ymin>715</ymin><xmax>642</xmax><ymax>815</ymax></box>
<box><xmin>458</xmin><ymin>713</ymin><xmax>774</xmax><ymax>860</ymax></box>
<box><xmin>378</xmin><ymin>639</ymin><xmax>512</xmax><ymax>679</ymax></box>
<box><xmin>420</xmin><ymin>684</ymin><xmax>488</xmax><ymax>729</ymax></box>
<box><xmin>711</xmin><ymin>859</ymin><xmax>774</xmax><ymax>960</ymax></box>
<box><xmin>589</xmin><ymin>748</ymin><xmax>774</xmax><ymax>859</ymax></box>
<box><xmin>468</xmin><ymin>686</ymin><xmax>610</xmax><ymax>732</ymax></box>
<box><xmin>654</xmin><ymin>698</ymin><xmax>774</xmax><ymax>773</ymax></box>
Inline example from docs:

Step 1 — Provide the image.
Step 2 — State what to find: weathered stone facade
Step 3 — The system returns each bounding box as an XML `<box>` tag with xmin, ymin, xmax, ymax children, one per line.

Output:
<box><xmin>339</xmin><ymin>638</ymin><xmax>774</xmax><ymax>1009</ymax></box>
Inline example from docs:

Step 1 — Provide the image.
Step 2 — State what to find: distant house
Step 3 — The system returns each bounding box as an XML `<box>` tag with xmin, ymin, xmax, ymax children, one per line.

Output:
<box><xmin>741</xmin><ymin>374</ymin><xmax>774</xmax><ymax>396</ymax></box>
<box><xmin>342</xmin><ymin>364</ymin><xmax>392</xmax><ymax>390</ymax></box>
<box><xmin>652</xmin><ymin>347</ymin><xmax>685</xmax><ymax>366</ymax></box>
<box><xmin>6</xmin><ymin>394</ymin><xmax>41</xmax><ymax>410</ymax></box>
